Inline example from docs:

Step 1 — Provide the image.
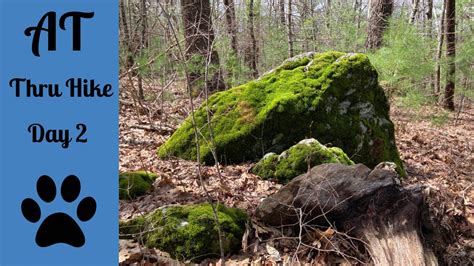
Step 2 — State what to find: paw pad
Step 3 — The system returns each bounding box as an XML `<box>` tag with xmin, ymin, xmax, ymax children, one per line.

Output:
<box><xmin>21</xmin><ymin>175</ymin><xmax>96</xmax><ymax>247</ymax></box>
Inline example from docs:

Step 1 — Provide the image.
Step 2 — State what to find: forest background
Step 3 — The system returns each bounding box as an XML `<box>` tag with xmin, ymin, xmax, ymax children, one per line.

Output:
<box><xmin>118</xmin><ymin>0</ymin><xmax>472</xmax><ymax>114</ymax></box>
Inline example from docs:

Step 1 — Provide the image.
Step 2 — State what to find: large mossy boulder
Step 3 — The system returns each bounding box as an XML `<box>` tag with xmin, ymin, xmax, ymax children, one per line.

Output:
<box><xmin>119</xmin><ymin>171</ymin><xmax>158</xmax><ymax>200</ymax></box>
<box><xmin>251</xmin><ymin>138</ymin><xmax>354</xmax><ymax>183</ymax></box>
<box><xmin>119</xmin><ymin>203</ymin><xmax>248</xmax><ymax>262</ymax></box>
<box><xmin>158</xmin><ymin>51</ymin><xmax>404</xmax><ymax>175</ymax></box>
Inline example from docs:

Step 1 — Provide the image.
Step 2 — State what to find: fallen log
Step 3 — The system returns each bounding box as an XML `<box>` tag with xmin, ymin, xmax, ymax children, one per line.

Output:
<box><xmin>254</xmin><ymin>163</ymin><xmax>448</xmax><ymax>265</ymax></box>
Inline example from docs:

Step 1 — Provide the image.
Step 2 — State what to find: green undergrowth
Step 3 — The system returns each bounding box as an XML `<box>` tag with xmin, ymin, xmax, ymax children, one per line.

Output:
<box><xmin>394</xmin><ymin>96</ymin><xmax>452</xmax><ymax>128</ymax></box>
<box><xmin>119</xmin><ymin>203</ymin><xmax>248</xmax><ymax>262</ymax></box>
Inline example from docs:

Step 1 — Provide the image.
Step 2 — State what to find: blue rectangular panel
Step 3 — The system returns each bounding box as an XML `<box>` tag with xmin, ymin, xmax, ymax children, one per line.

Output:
<box><xmin>0</xmin><ymin>0</ymin><xmax>118</xmax><ymax>265</ymax></box>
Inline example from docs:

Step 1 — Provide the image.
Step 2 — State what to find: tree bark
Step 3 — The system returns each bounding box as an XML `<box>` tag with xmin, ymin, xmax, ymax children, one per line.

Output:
<box><xmin>181</xmin><ymin>0</ymin><xmax>225</xmax><ymax>92</ymax></box>
<box><xmin>140</xmin><ymin>0</ymin><xmax>148</xmax><ymax>49</ymax></box>
<box><xmin>255</xmin><ymin>163</ymin><xmax>453</xmax><ymax>264</ymax></box>
<box><xmin>325</xmin><ymin>0</ymin><xmax>331</xmax><ymax>30</ymax></box>
<box><xmin>305</xmin><ymin>0</ymin><xmax>318</xmax><ymax>51</ymax></box>
<box><xmin>120</xmin><ymin>0</ymin><xmax>134</xmax><ymax>70</ymax></box>
<box><xmin>435</xmin><ymin>0</ymin><xmax>446</xmax><ymax>97</ymax></box>
<box><xmin>299</xmin><ymin>0</ymin><xmax>310</xmax><ymax>52</ymax></box>
<box><xmin>287</xmin><ymin>0</ymin><xmax>294</xmax><ymax>57</ymax></box>
<box><xmin>279</xmin><ymin>0</ymin><xmax>286</xmax><ymax>26</ymax></box>
<box><xmin>426</xmin><ymin>0</ymin><xmax>435</xmax><ymax>92</ymax></box>
<box><xmin>247</xmin><ymin>0</ymin><xmax>259</xmax><ymax>78</ymax></box>
<box><xmin>223</xmin><ymin>0</ymin><xmax>238</xmax><ymax>56</ymax></box>
<box><xmin>354</xmin><ymin>0</ymin><xmax>360</xmax><ymax>28</ymax></box>
<box><xmin>365</xmin><ymin>0</ymin><xmax>394</xmax><ymax>50</ymax></box>
<box><xmin>137</xmin><ymin>0</ymin><xmax>148</xmax><ymax>100</ymax></box>
<box><xmin>444</xmin><ymin>0</ymin><xmax>456</xmax><ymax>110</ymax></box>
<box><xmin>162</xmin><ymin>0</ymin><xmax>178</xmax><ymax>50</ymax></box>
<box><xmin>410</xmin><ymin>0</ymin><xmax>420</xmax><ymax>23</ymax></box>
<box><xmin>426</xmin><ymin>0</ymin><xmax>433</xmax><ymax>22</ymax></box>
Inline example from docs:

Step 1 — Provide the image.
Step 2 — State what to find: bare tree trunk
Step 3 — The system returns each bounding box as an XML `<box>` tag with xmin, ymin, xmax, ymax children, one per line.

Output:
<box><xmin>310</xmin><ymin>0</ymin><xmax>318</xmax><ymax>51</ymax></box>
<box><xmin>426</xmin><ymin>0</ymin><xmax>435</xmax><ymax>92</ymax></box>
<box><xmin>443</xmin><ymin>0</ymin><xmax>455</xmax><ymax>110</ymax></box>
<box><xmin>426</xmin><ymin>0</ymin><xmax>433</xmax><ymax>25</ymax></box>
<box><xmin>299</xmin><ymin>0</ymin><xmax>310</xmax><ymax>52</ymax></box>
<box><xmin>161</xmin><ymin>0</ymin><xmax>176</xmax><ymax>58</ymax></box>
<box><xmin>365</xmin><ymin>0</ymin><xmax>394</xmax><ymax>50</ymax></box>
<box><xmin>140</xmin><ymin>0</ymin><xmax>148</xmax><ymax>48</ymax></box>
<box><xmin>410</xmin><ymin>0</ymin><xmax>420</xmax><ymax>23</ymax></box>
<box><xmin>181</xmin><ymin>0</ymin><xmax>225</xmax><ymax>92</ymax></box>
<box><xmin>325</xmin><ymin>0</ymin><xmax>331</xmax><ymax>30</ymax></box>
<box><xmin>354</xmin><ymin>0</ymin><xmax>360</xmax><ymax>26</ymax></box>
<box><xmin>120</xmin><ymin>0</ymin><xmax>134</xmax><ymax>70</ymax></box>
<box><xmin>121</xmin><ymin>0</ymin><xmax>145</xmax><ymax>101</ymax></box>
<box><xmin>279</xmin><ymin>0</ymin><xmax>286</xmax><ymax>26</ymax></box>
<box><xmin>287</xmin><ymin>0</ymin><xmax>294</xmax><ymax>57</ymax></box>
<box><xmin>435</xmin><ymin>0</ymin><xmax>446</xmax><ymax>97</ymax></box>
<box><xmin>247</xmin><ymin>0</ymin><xmax>259</xmax><ymax>78</ymax></box>
<box><xmin>269</xmin><ymin>0</ymin><xmax>275</xmax><ymax>22</ymax></box>
<box><xmin>137</xmin><ymin>0</ymin><xmax>148</xmax><ymax>100</ymax></box>
<box><xmin>120</xmin><ymin>0</ymin><xmax>129</xmax><ymax>48</ymax></box>
<box><xmin>223</xmin><ymin>0</ymin><xmax>238</xmax><ymax>55</ymax></box>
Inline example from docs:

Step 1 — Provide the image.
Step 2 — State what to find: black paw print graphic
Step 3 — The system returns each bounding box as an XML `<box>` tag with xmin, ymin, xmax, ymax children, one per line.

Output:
<box><xmin>21</xmin><ymin>175</ymin><xmax>97</xmax><ymax>247</ymax></box>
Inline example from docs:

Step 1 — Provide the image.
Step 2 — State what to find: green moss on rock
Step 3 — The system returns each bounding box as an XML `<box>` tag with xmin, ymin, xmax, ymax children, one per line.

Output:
<box><xmin>119</xmin><ymin>203</ymin><xmax>248</xmax><ymax>262</ymax></box>
<box><xmin>158</xmin><ymin>51</ymin><xmax>404</xmax><ymax>175</ymax></box>
<box><xmin>119</xmin><ymin>171</ymin><xmax>158</xmax><ymax>200</ymax></box>
<box><xmin>251</xmin><ymin>138</ymin><xmax>354</xmax><ymax>183</ymax></box>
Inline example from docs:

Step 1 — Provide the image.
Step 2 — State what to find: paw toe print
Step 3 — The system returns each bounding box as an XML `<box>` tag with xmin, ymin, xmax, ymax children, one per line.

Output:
<box><xmin>21</xmin><ymin>175</ymin><xmax>96</xmax><ymax>247</ymax></box>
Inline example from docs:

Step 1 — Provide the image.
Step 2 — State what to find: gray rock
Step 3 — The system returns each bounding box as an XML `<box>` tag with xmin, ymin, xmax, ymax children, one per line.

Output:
<box><xmin>255</xmin><ymin>163</ymin><xmax>399</xmax><ymax>226</ymax></box>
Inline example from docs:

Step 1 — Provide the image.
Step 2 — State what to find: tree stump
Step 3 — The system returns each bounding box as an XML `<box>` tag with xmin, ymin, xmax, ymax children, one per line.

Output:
<box><xmin>255</xmin><ymin>163</ymin><xmax>445</xmax><ymax>265</ymax></box>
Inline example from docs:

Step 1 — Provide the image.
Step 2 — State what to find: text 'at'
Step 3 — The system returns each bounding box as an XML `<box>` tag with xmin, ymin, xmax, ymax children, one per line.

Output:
<box><xmin>24</xmin><ymin>11</ymin><xmax>94</xmax><ymax>57</ymax></box>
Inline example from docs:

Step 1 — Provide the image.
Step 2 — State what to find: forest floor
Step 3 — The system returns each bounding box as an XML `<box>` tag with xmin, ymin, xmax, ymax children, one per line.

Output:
<box><xmin>118</xmin><ymin>81</ymin><xmax>474</xmax><ymax>265</ymax></box>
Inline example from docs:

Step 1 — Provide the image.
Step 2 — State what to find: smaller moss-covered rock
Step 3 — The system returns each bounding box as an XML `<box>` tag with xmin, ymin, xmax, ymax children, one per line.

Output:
<box><xmin>119</xmin><ymin>171</ymin><xmax>158</xmax><ymax>200</ymax></box>
<box><xmin>119</xmin><ymin>204</ymin><xmax>248</xmax><ymax>262</ymax></box>
<box><xmin>251</xmin><ymin>138</ymin><xmax>354</xmax><ymax>183</ymax></box>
